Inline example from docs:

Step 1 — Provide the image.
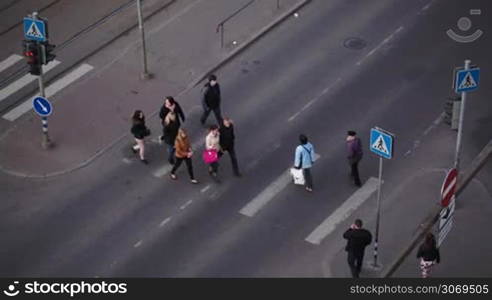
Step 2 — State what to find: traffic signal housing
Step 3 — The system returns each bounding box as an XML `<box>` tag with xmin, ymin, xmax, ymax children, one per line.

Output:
<box><xmin>22</xmin><ymin>40</ymin><xmax>41</xmax><ymax>75</ymax></box>
<box><xmin>41</xmin><ymin>42</ymin><xmax>56</xmax><ymax>64</ymax></box>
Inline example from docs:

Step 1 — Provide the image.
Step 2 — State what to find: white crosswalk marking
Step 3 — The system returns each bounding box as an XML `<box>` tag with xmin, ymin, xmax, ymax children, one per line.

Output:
<box><xmin>305</xmin><ymin>177</ymin><xmax>379</xmax><ymax>245</ymax></box>
<box><xmin>0</xmin><ymin>60</ymin><xmax>61</xmax><ymax>103</ymax></box>
<box><xmin>3</xmin><ymin>63</ymin><xmax>94</xmax><ymax>121</ymax></box>
<box><xmin>240</xmin><ymin>153</ymin><xmax>321</xmax><ymax>217</ymax></box>
<box><xmin>0</xmin><ymin>54</ymin><xmax>23</xmax><ymax>73</ymax></box>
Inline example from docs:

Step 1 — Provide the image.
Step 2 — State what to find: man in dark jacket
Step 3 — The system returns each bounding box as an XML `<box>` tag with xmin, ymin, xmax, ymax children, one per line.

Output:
<box><xmin>346</xmin><ymin>130</ymin><xmax>363</xmax><ymax>187</ymax></box>
<box><xmin>200</xmin><ymin>74</ymin><xmax>223</xmax><ymax>126</ymax></box>
<box><xmin>343</xmin><ymin>219</ymin><xmax>372</xmax><ymax>278</ymax></box>
<box><xmin>219</xmin><ymin>117</ymin><xmax>241</xmax><ymax>177</ymax></box>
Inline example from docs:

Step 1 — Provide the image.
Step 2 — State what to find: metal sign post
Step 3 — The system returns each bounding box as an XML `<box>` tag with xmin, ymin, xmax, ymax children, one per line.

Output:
<box><xmin>30</xmin><ymin>12</ymin><xmax>52</xmax><ymax>149</ymax></box>
<box><xmin>369</xmin><ymin>127</ymin><xmax>395</xmax><ymax>269</ymax></box>
<box><xmin>136</xmin><ymin>0</ymin><xmax>151</xmax><ymax>79</ymax></box>
<box><xmin>454</xmin><ymin>59</ymin><xmax>480</xmax><ymax>170</ymax></box>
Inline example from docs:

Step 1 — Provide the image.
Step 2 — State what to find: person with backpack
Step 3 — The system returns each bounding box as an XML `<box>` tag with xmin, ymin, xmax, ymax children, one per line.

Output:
<box><xmin>131</xmin><ymin>110</ymin><xmax>150</xmax><ymax>164</ymax></box>
<box><xmin>293</xmin><ymin>134</ymin><xmax>315</xmax><ymax>192</ymax></box>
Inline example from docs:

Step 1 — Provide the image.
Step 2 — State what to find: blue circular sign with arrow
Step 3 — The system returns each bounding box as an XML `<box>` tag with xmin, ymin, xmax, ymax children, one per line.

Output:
<box><xmin>32</xmin><ymin>96</ymin><xmax>52</xmax><ymax>116</ymax></box>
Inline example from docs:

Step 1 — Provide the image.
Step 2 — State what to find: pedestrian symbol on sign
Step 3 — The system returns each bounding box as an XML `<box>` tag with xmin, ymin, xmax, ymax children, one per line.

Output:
<box><xmin>458</xmin><ymin>72</ymin><xmax>478</xmax><ymax>90</ymax></box>
<box><xmin>26</xmin><ymin>22</ymin><xmax>43</xmax><ymax>39</ymax></box>
<box><xmin>371</xmin><ymin>135</ymin><xmax>389</xmax><ymax>155</ymax></box>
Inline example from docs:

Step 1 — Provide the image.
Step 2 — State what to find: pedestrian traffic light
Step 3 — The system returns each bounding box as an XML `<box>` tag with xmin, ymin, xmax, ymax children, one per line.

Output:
<box><xmin>22</xmin><ymin>40</ymin><xmax>41</xmax><ymax>76</ymax></box>
<box><xmin>40</xmin><ymin>42</ymin><xmax>56</xmax><ymax>64</ymax></box>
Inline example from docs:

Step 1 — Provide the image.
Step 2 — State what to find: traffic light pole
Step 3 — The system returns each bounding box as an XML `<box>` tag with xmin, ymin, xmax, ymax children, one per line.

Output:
<box><xmin>32</xmin><ymin>12</ymin><xmax>52</xmax><ymax>149</ymax></box>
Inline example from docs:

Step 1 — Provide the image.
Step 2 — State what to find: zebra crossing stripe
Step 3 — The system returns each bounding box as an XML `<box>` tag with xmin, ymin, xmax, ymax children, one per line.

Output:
<box><xmin>0</xmin><ymin>54</ymin><xmax>23</xmax><ymax>73</ymax></box>
<box><xmin>0</xmin><ymin>60</ymin><xmax>61</xmax><ymax>103</ymax></box>
<box><xmin>2</xmin><ymin>63</ymin><xmax>94</xmax><ymax>121</ymax></box>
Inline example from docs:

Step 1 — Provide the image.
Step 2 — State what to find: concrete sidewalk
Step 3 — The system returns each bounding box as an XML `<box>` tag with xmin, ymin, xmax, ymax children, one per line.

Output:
<box><xmin>0</xmin><ymin>0</ymin><xmax>309</xmax><ymax>177</ymax></box>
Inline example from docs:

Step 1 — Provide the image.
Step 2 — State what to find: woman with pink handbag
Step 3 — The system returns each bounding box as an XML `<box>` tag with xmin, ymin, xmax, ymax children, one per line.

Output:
<box><xmin>204</xmin><ymin>125</ymin><xmax>221</xmax><ymax>178</ymax></box>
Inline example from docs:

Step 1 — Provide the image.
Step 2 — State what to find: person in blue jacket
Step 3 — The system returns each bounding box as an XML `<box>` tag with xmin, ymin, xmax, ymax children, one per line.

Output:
<box><xmin>294</xmin><ymin>134</ymin><xmax>315</xmax><ymax>192</ymax></box>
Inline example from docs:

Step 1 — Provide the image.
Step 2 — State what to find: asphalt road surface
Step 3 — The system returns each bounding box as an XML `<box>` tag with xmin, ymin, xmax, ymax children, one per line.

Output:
<box><xmin>1</xmin><ymin>0</ymin><xmax>491</xmax><ymax>277</ymax></box>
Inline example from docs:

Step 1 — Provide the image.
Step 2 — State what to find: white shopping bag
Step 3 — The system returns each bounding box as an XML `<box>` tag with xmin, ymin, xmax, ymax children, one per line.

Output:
<box><xmin>290</xmin><ymin>168</ymin><xmax>305</xmax><ymax>185</ymax></box>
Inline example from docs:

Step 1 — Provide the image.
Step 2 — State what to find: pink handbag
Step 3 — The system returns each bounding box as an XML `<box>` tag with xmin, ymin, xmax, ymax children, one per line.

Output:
<box><xmin>202</xmin><ymin>149</ymin><xmax>218</xmax><ymax>164</ymax></box>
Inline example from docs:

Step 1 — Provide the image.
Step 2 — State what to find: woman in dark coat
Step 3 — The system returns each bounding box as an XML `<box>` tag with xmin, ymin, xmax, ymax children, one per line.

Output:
<box><xmin>417</xmin><ymin>232</ymin><xmax>440</xmax><ymax>278</ymax></box>
<box><xmin>159</xmin><ymin>96</ymin><xmax>185</xmax><ymax>126</ymax></box>
<box><xmin>163</xmin><ymin>112</ymin><xmax>180</xmax><ymax>164</ymax></box>
<box><xmin>131</xmin><ymin>110</ymin><xmax>150</xmax><ymax>164</ymax></box>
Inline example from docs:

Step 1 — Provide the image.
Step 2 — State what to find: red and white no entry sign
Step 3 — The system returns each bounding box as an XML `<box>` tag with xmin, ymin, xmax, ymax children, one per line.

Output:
<box><xmin>441</xmin><ymin>168</ymin><xmax>458</xmax><ymax>207</ymax></box>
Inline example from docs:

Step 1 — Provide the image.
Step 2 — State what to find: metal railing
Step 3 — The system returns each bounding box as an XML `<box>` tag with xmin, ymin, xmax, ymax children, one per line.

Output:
<box><xmin>216</xmin><ymin>0</ymin><xmax>256</xmax><ymax>49</ymax></box>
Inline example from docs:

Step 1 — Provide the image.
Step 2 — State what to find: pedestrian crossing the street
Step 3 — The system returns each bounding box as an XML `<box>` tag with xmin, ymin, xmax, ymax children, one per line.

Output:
<box><xmin>0</xmin><ymin>54</ymin><xmax>94</xmax><ymax>122</ymax></box>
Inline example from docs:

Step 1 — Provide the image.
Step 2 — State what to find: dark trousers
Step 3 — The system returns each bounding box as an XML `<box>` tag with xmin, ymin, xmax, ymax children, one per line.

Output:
<box><xmin>171</xmin><ymin>157</ymin><xmax>195</xmax><ymax>179</ymax></box>
<box><xmin>303</xmin><ymin>168</ymin><xmax>313</xmax><ymax>189</ymax></box>
<box><xmin>347</xmin><ymin>251</ymin><xmax>364</xmax><ymax>278</ymax></box>
<box><xmin>219</xmin><ymin>147</ymin><xmax>240</xmax><ymax>175</ymax></box>
<box><xmin>209</xmin><ymin>161</ymin><xmax>219</xmax><ymax>174</ymax></box>
<box><xmin>166</xmin><ymin>144</ymin><xmax>175</xmax><ymax>164</ymax></box>
<box><xmin>350</xmin><ymin>161</ymin><xmax>361</xmax><ymax>186</ymax></box>
<box><xmin>200</xmin><ymin>106</ymin><xmax>223</xmax><ymax>125</ymax></box>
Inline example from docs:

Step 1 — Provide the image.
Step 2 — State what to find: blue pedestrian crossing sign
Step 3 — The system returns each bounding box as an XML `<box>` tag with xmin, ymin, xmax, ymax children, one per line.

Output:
<box><xmin>455</xmin><ymin>68</ymin><xmax>480</xmax><ymax>93</ymax></box>
<box><xmin>24</xmin><ymin>17</ymin><xmax>47</xmax><ymax>42</ymax></box>
<box><xmin>370</xmin><ymin>127</ymin><xmax>394</xmax><ymax>159</ymax></box>
<box><xmin>32</xmin><ymin>96</ymin><xmax>52</xmax><ymax>116</ymax></box>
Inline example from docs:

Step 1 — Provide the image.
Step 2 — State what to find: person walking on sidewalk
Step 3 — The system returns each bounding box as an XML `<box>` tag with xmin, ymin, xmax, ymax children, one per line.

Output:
<box><xmin>294</xmin><ymin>134</ymin><xmax>315</xmax><ymax>192</ymax></box>
<box><xmin>200</xmin><ymin>74</ymin><xmax>223</xmax><ymax>126</ymax></box>
<box><xmin>343</xmin><ymin>219</ymin><xmax>372</xmax><ymax>278</ymax></box>
<box><xmin>346</xmin><ymin>130</ymin><xmax>363</xmax><ymax>187</ymax></box>
<box><xmin>170</xmin><ymin>128</ymin><xmax>198</xmax><ymax>184</ymax></box>
<box><xmin>131</xmin><ymin>110</ymin><xmax>150</xmax><ymax>164</ymax></box>
<box><xmin>417</xmin><ymin>232</ymin><xmax>440</xmax><ymax>278</ymax></box>
<box><xmin>219</xmin><ymin>117</ymin><xmax>241</xmax><ymax>177</ymax></box>
<box><xmin>205</xmin><ymin>124</ymin><xmax>221</xmax><ymax>178</ymax></box>
<box><xmin>163</xmin><ymin>112</ymin><xmax>180</xmax><ymax>165</ymax></box>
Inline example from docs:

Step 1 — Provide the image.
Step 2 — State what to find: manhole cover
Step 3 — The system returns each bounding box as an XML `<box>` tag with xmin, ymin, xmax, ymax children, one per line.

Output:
<box><xmin>343</xmin><ymin>37</ymin><xmax>367</xmax><ymax>50</ymax></box>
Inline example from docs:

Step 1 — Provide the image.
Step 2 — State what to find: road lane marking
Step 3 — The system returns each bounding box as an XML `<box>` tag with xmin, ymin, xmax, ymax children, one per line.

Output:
<box><xmin>180</xmin><ymin>200</ymin><xmax>193</xmax><ymax>210</ymax></box>
<box><xmin>2</xmin><ymin>63</ymin><xmax>93</xmax><ymax>121</ymax></box>
<box><xmin>122</xmin><ymin>158</ymin><xmax>132</xmax><ymax>164</ymax></box>
<box><xmin>288</xmin><ymin>78</ymin><xmax>341</xmax><ymax>122</ymax></box>
<box><xmin>201</xmin><ymin>185</ymin><xmax>211</xmax><ymax>193</ymax></box>
<box><xmin>153</xmin><ymin>140</ymin><xmax>202</xmax><ymax>178</ymax></box>
<box><xmin>0</xmin><ymin>54</ymin><xmax>23</xmax><ymax>73</ymax></box>
<box><xmin>152</xmin><ymin>164</ymin><xmax>173</xmax><ymax>178</ymax></box>
<box><xmin>159</xmin><ymin>217</ymin><xmax>172</xmax><ymax>227</ymax></box>
<box><xmin>240</xmin><ymin>154</ymin><xmax>320</xmax><ymax>217</ymax></box>
<box><xmin>0</xmin><ymin>60</ymin><xmax>61</xmax><ymax>103</ymax></box>
<box><xmin>134</xmin><ymin>240</ymin><xmax>142</xmax><ymax>248</ymax></box>
<box><xmin>356</xmin><ymin>26</ymin><xmax>404</xmax><ymax>66</ymax></box>
<box><xmin>305</xmin><ymin>177</ymin><xmax>379</xmax><ymax>245</ymax></box>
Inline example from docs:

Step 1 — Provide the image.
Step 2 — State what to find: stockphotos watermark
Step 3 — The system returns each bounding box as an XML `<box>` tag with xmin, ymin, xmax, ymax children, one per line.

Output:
<box><xmin>3</xmin><ymin>280</ymin><xmax>127</xmax><ymax>297</ymax></box>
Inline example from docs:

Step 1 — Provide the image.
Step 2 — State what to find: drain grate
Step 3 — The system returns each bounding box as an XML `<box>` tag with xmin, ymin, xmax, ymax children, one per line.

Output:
<box><xmin>343</xmin><ymin>37</ymin><xmax>367</xmax><ymax>50</ymax></box>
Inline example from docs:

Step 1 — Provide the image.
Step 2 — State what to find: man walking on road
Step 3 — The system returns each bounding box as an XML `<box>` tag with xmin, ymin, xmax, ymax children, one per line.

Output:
<box><xmin>200</xmin><ymin>74</ymin><xmax>223</xmax><ymax>126</ymax></box>
<box><xmin>343</xmin><ymin>219</ymin><xmax>372</xmax><ymax>278</ymax></box>
<box><xmin>346</xmin><ymin>130</ymin><xmax>363</xmax><ymax>187</ymax></box>
<box><xmin>219</xmin><ymin>117</ymin><xmax>241</xmax><ymax>177</ymax></box>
